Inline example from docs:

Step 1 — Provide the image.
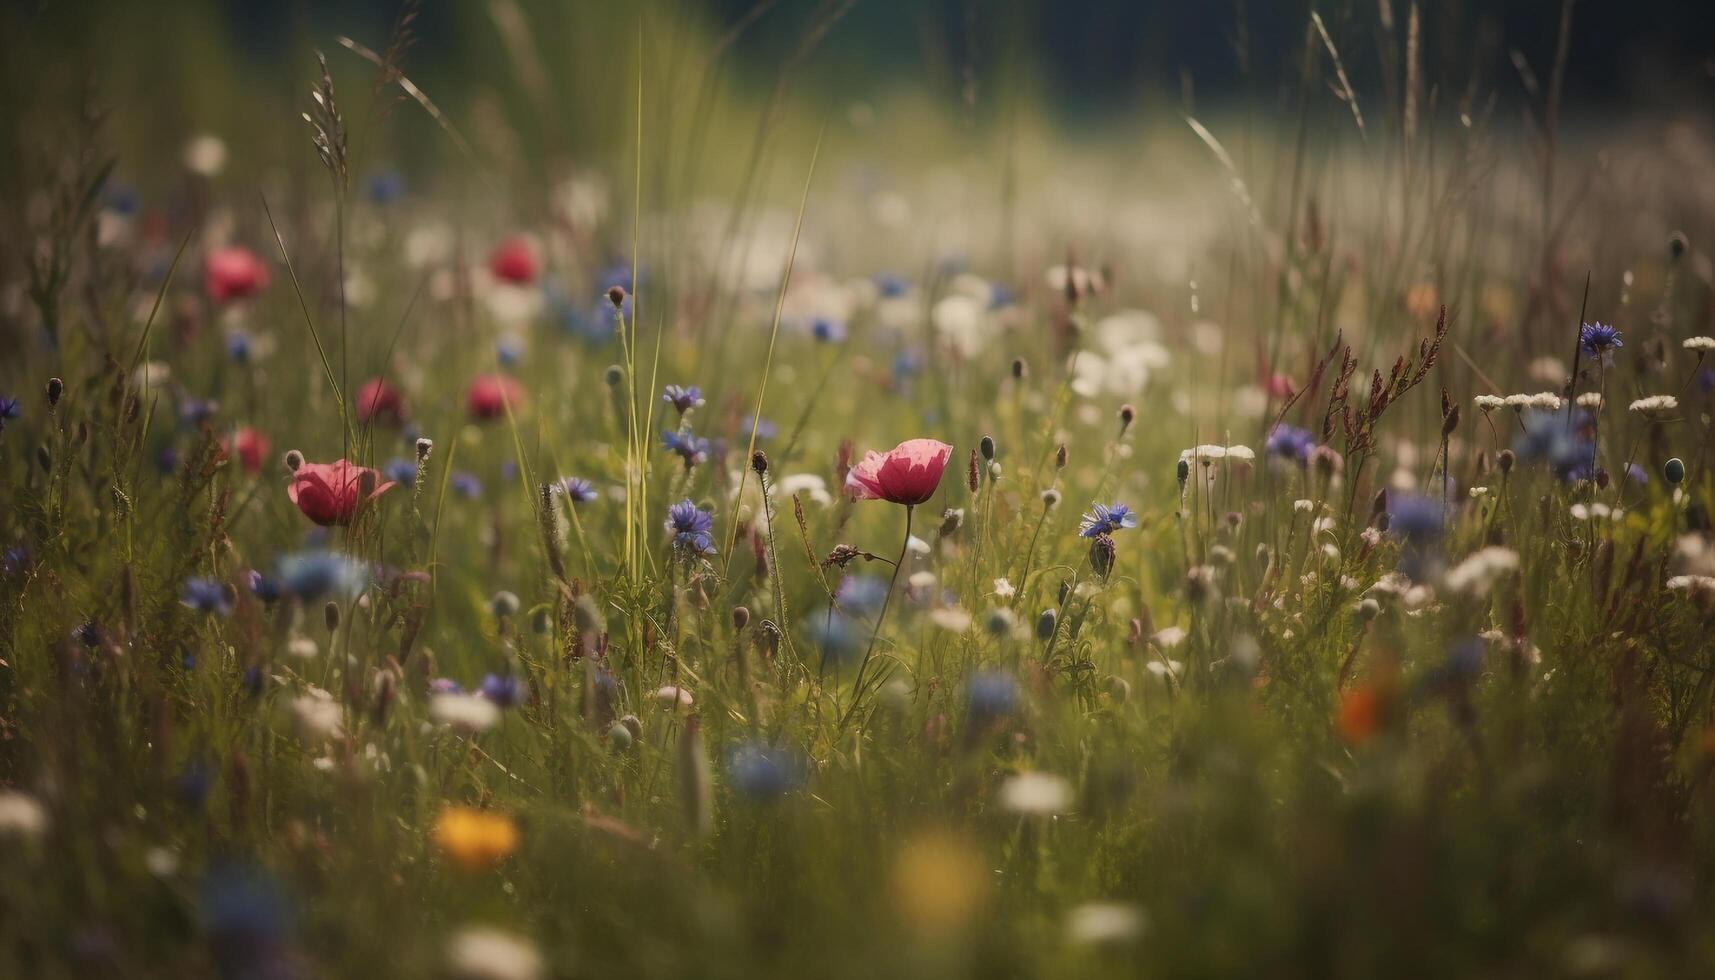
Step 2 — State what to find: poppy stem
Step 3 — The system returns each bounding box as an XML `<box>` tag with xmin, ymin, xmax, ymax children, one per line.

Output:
<box><xmin>839</xmin><ymin>504</ymin><xmax>913</xmax><ymax>731</ymax></box>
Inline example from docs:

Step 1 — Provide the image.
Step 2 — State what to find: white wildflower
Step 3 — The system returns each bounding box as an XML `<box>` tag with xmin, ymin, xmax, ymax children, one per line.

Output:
<box><xmin>446</xmin><ymin>926</ymin><xmax>544</xmax><ymax>980</ymax></box>
<box><xmin>1066</xmin><ymin>902</ymin><xmax>1148</xmax><ymax>946</ymax></box>
<box><xmin>1683</xmin><ymin>336</ymin><xmax>1715</xmax><ymax>352</ymax></box>
<box><xmin>430</xmin><ymin>692</ymin><xmax>501</xmax><ymax>733</ymax></box>
<box><xmin>1442</xmin><ymin>547</ymin><xmax>1520</xmax><ymax>597</ymax></box>
<box><xmin>999</xmin><ymin>772</ymin><xmax>1074</xmax><ymax>816</ymax></box>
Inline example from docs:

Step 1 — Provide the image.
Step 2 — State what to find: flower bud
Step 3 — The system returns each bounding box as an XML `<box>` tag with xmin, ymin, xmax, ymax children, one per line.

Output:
<box><xmin>415</xmin><ymin>437</ymin><xmax>434</xmax><ymax>460</ymax></box>
<box><xmin>979</xmin><ymin>435</ymin><xmax>996</xmax><ymax>461</ymax></box>
<box><xmin>1036</xmin><ymin>607</ymin><xmax>1058</xmax><ymax>640</ymax></box>
<box><xmin>1665</xmin><ymin>457</ymin><xmax>1685</xmax><ymax>484</ymax></box>
<box><xmin>45</xmin><ymin>377</ymin><xmax>63</xmax><ymax>409</ymax></box>
<box><xmin>731</xmin><ymin>605</ymin><xmax>751</xmax><ymax>631</ymax></box>
<box><xmin>607</xmin><ymin>285</ymin><xmax>627</xmax><ymax>309</ymax></box>
<box><xmin>283</xmin><ymin>449</ymin><xmax>304</xmax><ymax>472</ymax></box>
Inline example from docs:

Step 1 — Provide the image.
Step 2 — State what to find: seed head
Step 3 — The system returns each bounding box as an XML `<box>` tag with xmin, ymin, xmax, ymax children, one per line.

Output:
<box><xmin>607</xmin><ymin>285</ymin><xmax>627</xmax><ymax>309</ymax></box>
<box><xmin>750</xmin><ymin>450</ymin><xmax>769</xmax><ymax>475</ymax></box>
<box><xmin>284</xmin><ymin>449</ymin><xmax>304</xmax><ymax>472</ymax></box>
<box><xmin>415</xmin><ymin>437</ymin><xmax>434</xmax><ymax>460</ymax></box>
<box><xmin>979</xmin><ymin>435</ymin><xmax>996</xmax><ymax>462</ymax></box>
<box><xmin>45</xmin><ymin>377</ymin><xmax>63</xmax><ymax>409</ymax></box>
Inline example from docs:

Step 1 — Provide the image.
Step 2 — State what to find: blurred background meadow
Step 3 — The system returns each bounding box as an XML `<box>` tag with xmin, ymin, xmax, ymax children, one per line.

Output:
<box><xmin>5</xmin><ymin>1</ymin><xmax>1715</xmax><ymax>977</ymax></box>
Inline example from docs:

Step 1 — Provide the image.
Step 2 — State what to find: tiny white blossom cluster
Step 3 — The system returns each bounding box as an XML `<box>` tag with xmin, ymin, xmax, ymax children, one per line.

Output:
<box><xmin>1628</xmin><ymin>394</ymin><xmax>1679</xmax><ymax>415</ymax></box>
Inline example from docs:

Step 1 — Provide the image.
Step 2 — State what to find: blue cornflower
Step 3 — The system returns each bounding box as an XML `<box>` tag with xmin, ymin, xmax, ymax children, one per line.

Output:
<box><xmin>1079</xmin><ymin>502</ymin><xmax>1138</xmax><ymax>538</ymax></box>
<box><xmin>1513</xmin><ymin>407</ymin><xmax>1595</xmax><ymax>481</ymax></box>
<box><xmin>383</xmin><ymin>457</ymin><xmax>416</xmax><ymax>486</ymax></box>
<box><xmin>740</xmin><ymin>415</ymin><xmax>777</xmax><ymax>441</ymax></box>
<box><xmin>102</xmin><ymin>179</ymin><xmax>140</xmax><ymax>216</ymax></box>
<box><xmin>0</xmin><ymin>395</ymin><xmax>23</xmax><ymax>430</ymax></box>
<box><xmin>665</xmin><ymin>499</ymin><xmax>715</xmax><ymax>555</ymax></box>
<box><xmin>1265</xmin><ymin>423</ymin><xmax>1316</xmax><ymax>464</ymax></box>
<box><xmin>663</xmin><ymin>384</ymin><xmax>704</xmax><ymax>415</ymax></box>
<box><xmin>181</xmin><ymin>577</ymin><xmax>233</xmax><ymax>616</ymax></box>
<box><xmin>276</xmin><ymin>551</ymin><xmax>367</xmax><ymax>601</ymax></box>
<box><xmin>178</xmin><ymin>398</ymin><xmax>218</xmax><ymax>427</ymax></box>
<box><xmin>496</xmin><ymin>335</ymin><xmax>523</xmax><ymax>366</ymax></box>
<box><xmin>199</xmin><ymin>862</ymin><xmax>294</xmax><ymax>977</ymax></box>
<box><xmin>156</xmin><ymin>446</ymin><xmax>181</xmax><ymax>475</ymax></box>
<box><xmin>450</xmin><ymin>472</ymin><xmax>483</xmax><ymax>499</ymax></box>
<box><xmin>726</xmin><ymin>740</ymin><xmax>805</xmax><ymax>800</ymax></box>
<box><xmin>809</xmin><ymin>613</ymin><xmax>861</xmax><ymax>668</ymax></box>
<box><xmin>554</xmin><ymin>291</ymin><xmax>622</xmax><ymax>345</ymax></box>
<box><xmin>876</xmin><ymin>272</ymin><xmax>909</xmax><ymax>297</ymax></box>
<box><xmin>967</xmin><ymin>668</ymin><xmax>1017</xmax><ymax>718</ymax></box>
<box><xmin>365</xmin><ymin>170</ymin><xmax>405</xmax><ymax>205</ymax></box>
<box><xmin>247</xmin><ymin>570</ymin><xmax>282</xmax><ymax>603</ymax></box>
<box><xmin>429</xmin><ymin>677</ymin><xmax>464</xmax><ymax>695</ymax></box>
<box><xmin>1387</xmin><ymin>493</ymin><xmax>1444</xmax><ymax>543</ymax></box>
<box><xmin>479</xmin><ymin>673</ymin><xmax>526</xmax><ymax>708</ymax></box>
<box><xmin>225</xmin><ymin>329</ymin><xmax>254</xmax><ymax>363</ymax></box>
<box><xmin>662</xmin><ymin>430</ymin><xmax>711</xmax><ymax>468</ymax></box>
<box><xmin>1579</xmin><ymin>322</ymin><xmax>1623</xmax><ymax>357</ymax></box>
<box><xmin>835</xmin><ymin>575</ymin><xmax>889</xmax><ymax>615</ymax></box>
<box><xmin>892</xmin><ymin>351</ymin><xmax>921</xmax><ymax>381</ymax></box>
<box><xmin>2</xmin><ymin>546</ymin><xmax>27</xmax><ymax>576</ymax></box>
<box><xmin>810</xmin><ymin>317</ymin><xmax>846</xmax><ymax>343</ymax></box>
<box><xmin>559</xmin><ymin>476</ymin><xmax>597</xmax><ymax>503</ymax></box>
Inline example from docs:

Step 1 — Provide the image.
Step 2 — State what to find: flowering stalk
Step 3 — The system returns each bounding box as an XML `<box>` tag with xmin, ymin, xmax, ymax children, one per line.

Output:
<box><xmin>838</xmin><ymin>504</ymin><xmax>913</xmax><ymax>731</ymax></box>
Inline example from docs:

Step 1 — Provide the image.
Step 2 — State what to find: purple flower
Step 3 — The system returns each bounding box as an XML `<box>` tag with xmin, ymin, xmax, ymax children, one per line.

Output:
<box><xmin>0</xmin><ymin>396</ymin><xmax>19</xmax><ymax>430</ymax></box>
<box><xmin>665</xmin><ymin>499</ymin><xmax>715</xmax><ymax>555</ymax></box>
<box><xmin>1078</xmin><ymin>502</ymin><xmax>1138</xmax><ymax>538</ymax></box>
<box><xmin>662</xmin><ymin>430</ymin><xmax>710</xmax><ymax>468</ymax></box>
<box><xmin>726</xmin><ymin>740</ymin><xmax>805</xmax><ymax>800</ymax></box>
<box><xmin>663</xmin><ymin>385</ymin><xmax>704</xmax><ymax>415</ymax></box>
<box><xmin>1579</xmin><ymin>322</ymin><xmax>1623</xmax><ymax>357</ymax></box>
<box><xmin>181</xmin><ymin>577</ymin><xmax>233</xmax><ymax>616</ymax></box>
<box><xmin>1266</xmin><ymin>424</ymin><xmax>1316</xmax><ymax>464</ymax></box>
<box><xmin>479</xmin><ymin>673</ymin><xmax>526</xmax><ymax>708</ymax></box>
<box><xmin>810</xmin><ymin>318</ymin><xmax>846</xmax><ymax>343</ymax></box>
<box><xmin>450</xmin><ymin>472</ymin><xmax>482</xmax><ymax>499</ymax></box>
<box><xmin>559</xmin><ymin>476</ymin><xmax>597</xmax><ymax>503</ymax></box>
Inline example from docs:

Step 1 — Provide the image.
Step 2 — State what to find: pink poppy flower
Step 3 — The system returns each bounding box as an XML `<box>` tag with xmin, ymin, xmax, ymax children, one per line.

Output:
<box><xmin>222</xmin><ymin>427</ymin><xmax>269</xmax><ymax>475</ymax></box>
<box><xmin>466</xmin><ymin>374</ymin><xmax>527</xmax><ymax>421</ymax></box>
<box><xmin>355</xmin><ymin>378</ymin><xmax>408</xmax><ymax>426</ymax></box>
<box><xmin>204</xmin><ymin>246</ymin><xmax>270</xmax><ymax>303</ymax></box>
<box><xmin>287</xmin><ymin>460</ymin><xmax>396</xmax><ymax>526</ymax></box>
<box><xmin>843</xmin><ymin>438</ymin><xmax>953</xmax><ymax>506</ymax></box>
<box><xmin>488</xmin><ymin>237</ymin><xmax>539</xmax><ymax>285</ymax></box>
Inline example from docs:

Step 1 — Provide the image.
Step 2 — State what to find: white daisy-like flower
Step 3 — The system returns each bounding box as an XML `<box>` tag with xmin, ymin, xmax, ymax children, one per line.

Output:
<box><xmin>1629</xmin><ymin>394</ymin><xmax>1679</xmax><ymax>415</ymax></box>
<box><xmin>929</xmin><ymin>607</ymin><xmax>973</xmax><ymax>633</ymax></box>
<box><xmin>446</xmin><ymin>926</ymin><xmax>544</xmax><ymax>980</ymax></box>
<box><xmin>991</xmin><ymin>577</ymin><xmax>1016</xmax><ymax>598</ymax></box>
<box><xmin>0</xmin><ymin>790</ymin><xmax>49</xmax><ymax>842</ymax></box>
<box><xmin>429</xmin><ymin>692</ymin><xmax>501</xmax><ymax>733</ymax></box>
<box><xmin>1442</xmin><ymin>547</ymin><xmax>1520</xmax><ymax>597</ymax></box>
<box><xmin>289</xmin><ymin>688</ymin><xmax>343</xmax><ymax>743</ymax></box>
<box><xmin>1152</xmin><ymin>626</ymin><xmax>1187</xmax><ymax>648</ymax></box>
<box><xmin>1066</xmin><ymin>902</ymin><xmax>1148</xmax><ymax>946</ymax></box>
<box><xmin>776</xmin><ymin>473</ymin><xmax>832</xmax><ymax>506</ymax></box>
<box><xmin>998</xmin><ymin>771</ymin><xmax>1074</xmax><ymax>816</ymax></box>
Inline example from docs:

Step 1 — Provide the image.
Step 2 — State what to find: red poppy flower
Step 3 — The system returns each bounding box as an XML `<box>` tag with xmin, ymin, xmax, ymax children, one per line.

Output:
<box><xmin>488</xmin><ymin>237</ymin><xmax>539</xmax><ymax>285</ymax></box>
<box><xmin>287</xmin><ymin>460</ymin><xmax>396</xmax><ymax>526</ymax></box>
<box><xmin>355</xmin><ymin>378</ymin><xmax>408</xmax><ymax>426</ymax></box>
<box><xmin>222</xmin><ymin>427</ymin><xmax>270</xmax><ymax>475</ymax></box>
<box><xmin>204</xmin><ymin>246</ymin><xmax>270</xmax><ymax>303</ymax></box>
<box><xmin>466</xmin><ymin>374</ymin><xmax>527</xmax><ymax>421</ymax></box>
<box><xmin>843</xmin><ymin>438</ymin><xmax>953</xmax><ymax>506</ymax></box>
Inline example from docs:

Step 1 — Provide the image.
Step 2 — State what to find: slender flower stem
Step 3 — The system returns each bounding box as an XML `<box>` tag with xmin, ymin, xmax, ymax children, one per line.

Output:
<box><xmin>838</xmin><ymin>504</ymin><xmax>913</xmax><ymax>731</ymax></box>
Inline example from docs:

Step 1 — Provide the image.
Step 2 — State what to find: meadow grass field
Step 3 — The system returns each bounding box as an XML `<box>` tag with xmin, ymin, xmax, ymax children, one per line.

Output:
<box><xmin>5</xmin><ymin>2</ymin><xmax>1715</xmax><ymax>977</ymax></box>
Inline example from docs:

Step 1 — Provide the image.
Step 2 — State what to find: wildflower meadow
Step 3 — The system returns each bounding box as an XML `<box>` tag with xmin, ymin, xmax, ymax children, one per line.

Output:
<box><xmin>4</xmin><ymin>2</ymin><xmax>1715</xmax><ymax>977</ymax></box>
